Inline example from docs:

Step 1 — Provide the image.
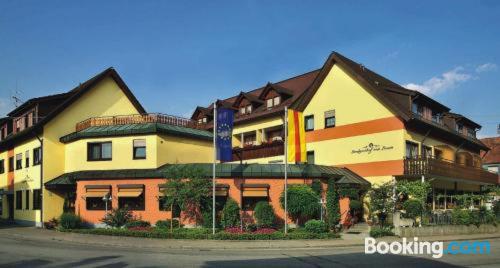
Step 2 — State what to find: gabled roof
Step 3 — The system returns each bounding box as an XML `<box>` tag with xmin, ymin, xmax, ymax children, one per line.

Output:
<box><xmin>481</xmin><ymin>137</ymin><xmax>500</xmax><ymax>164</ymax></box>
<box><xmin>0</xmin><ymin>68</ymin><xmax>146</xmax><ymax>150</ymax></box>
<box><xmin>233</xmin><ymin>91</ymin><xmax>264</xmax><ymax>107</ymax></box>
<box><xmin>258</xmin><ymin>83</ymin><xmax>294</xmax><ymax>99</ymax></box>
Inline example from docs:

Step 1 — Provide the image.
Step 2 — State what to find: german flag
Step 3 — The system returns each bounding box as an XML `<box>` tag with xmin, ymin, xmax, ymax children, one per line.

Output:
<box><xmin>287</xmin><ymin>109</ymin><xmax>306</xmax><ymax>163</ymax></box>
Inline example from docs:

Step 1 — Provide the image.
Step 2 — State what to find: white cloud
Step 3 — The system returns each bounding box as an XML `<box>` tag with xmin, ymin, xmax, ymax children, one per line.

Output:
<box><xmin>475</xmin><ymin>63</ymin><xmax>497</xmax><ymax>73</ymax></box>
<box><xmin>404</xmin><ymin>67</ymin><xmax>472</xmax><ymax>96</ymax></box>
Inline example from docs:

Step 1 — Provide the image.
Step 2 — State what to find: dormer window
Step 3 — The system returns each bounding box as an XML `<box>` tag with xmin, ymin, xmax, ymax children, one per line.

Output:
<box><xmin>240</xmin><ymin>105</ymin><xmax>252</xmax><ymax>115</ymax></box>
<box><xmin>198</xmin><ymin>117</ymin><xmax>207</xmax><ymax>124</ymax></box>
<box><xmin>266</xmin><ymin>96</ymin><xmax>281</xmax><ymax>109</ymax></box>
<box><xmin>456</xmin><ymin>123</ymin><xmax>463</xmax><ymax>133</ymax></box>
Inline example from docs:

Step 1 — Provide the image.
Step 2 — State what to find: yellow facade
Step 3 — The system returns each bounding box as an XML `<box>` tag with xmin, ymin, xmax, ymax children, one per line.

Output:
<box><xmin>156</xmin><ymin>134</ymin><xmax>213</xmax><ymax>164</ymax></box>
<box><xmin>42</xmin><ymin>77</ymin><xmax>141</xmax><ymax>221</ymax></box>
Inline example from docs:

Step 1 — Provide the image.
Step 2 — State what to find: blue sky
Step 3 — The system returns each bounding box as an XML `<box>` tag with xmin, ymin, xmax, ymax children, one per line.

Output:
<box><xmin>1</xmin><ymin>1</ymin><xmax>499</xmax><ymax>137</ymax></box>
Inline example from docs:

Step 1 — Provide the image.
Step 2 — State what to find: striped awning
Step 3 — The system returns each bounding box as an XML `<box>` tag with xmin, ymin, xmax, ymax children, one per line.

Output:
<box><xmin>242</xmin><ymin>184</ymin><xmax>269</xmax><ymax>197</ymax></box>
<box><xmin>117</xmin><ymin>184</ymin><xmax>144</xmax><ymax>198</ymax></box>
<box><xmin>85</xmin><ymin>185</ymin><xmax>110</xmax><ymax>198</ymax></box>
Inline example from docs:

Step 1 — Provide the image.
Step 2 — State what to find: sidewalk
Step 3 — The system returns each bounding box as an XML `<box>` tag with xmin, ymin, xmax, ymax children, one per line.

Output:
<box><xmin>0</xmin><ymin>226</ymin><xmax>499</xmax><ymax>251</ymax></box>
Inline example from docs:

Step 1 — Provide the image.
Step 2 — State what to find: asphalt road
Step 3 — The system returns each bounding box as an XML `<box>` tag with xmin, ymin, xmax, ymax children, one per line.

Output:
<box><xmin>0</xmin><ymin>235</ymin><xmax>498</xmax><ymax>268</ymax></box>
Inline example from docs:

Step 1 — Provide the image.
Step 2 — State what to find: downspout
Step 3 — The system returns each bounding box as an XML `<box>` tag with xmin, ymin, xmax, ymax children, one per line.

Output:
<box><xmin>34</xmin><ymin>132</ymin><xmax>43</xmax><ymax>228</ymax></box>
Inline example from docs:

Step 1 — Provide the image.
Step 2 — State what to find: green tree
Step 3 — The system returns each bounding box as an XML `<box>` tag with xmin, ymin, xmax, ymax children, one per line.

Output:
<box><xmin>280</xmin><ymin>185</ymin><xmax>320</xmax><ymax>226</ymax></box>
<box><xmin>254</xmin><ymin>201</ymin><xmax>276</xmax><ymax>227</ymax></box>
<box><xmin>326</xmin><ymin>180</ymin><xmax>340</xmax><ymax>230</ymax></box>
<box><xmin>162</xmin><ymin>165</ymin><xmax>212</xmax><ymax>225</ymax></box>
<box><xmin>221</xmin><ymin>198</ymin><xmax>240</xmax><ymax>228</ymax></box>
<box><xmin>369</xmin><ymin>181</ymin><xmax>395</xmax><ymax>228</ymax></box>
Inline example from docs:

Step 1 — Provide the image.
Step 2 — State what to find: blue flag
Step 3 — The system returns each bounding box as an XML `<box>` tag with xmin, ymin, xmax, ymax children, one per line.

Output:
<box><xmin>216</xmin><ymin>107</ymin><xmax>234</xmax><ymax>161</ymax></box>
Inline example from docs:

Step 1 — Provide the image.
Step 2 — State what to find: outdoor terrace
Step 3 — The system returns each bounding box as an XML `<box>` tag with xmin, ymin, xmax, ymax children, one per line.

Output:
<box><xmin>75</xmin><ymin>113</ymin><xmax>207</xmax><ymax>132</ymax></box>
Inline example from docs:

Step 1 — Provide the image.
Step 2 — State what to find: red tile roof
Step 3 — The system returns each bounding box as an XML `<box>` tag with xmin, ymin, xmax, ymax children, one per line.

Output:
<box><xmin>481</xmin><ymin>137</ymin><xmax>500</xmax><ymax>164</ymax></box>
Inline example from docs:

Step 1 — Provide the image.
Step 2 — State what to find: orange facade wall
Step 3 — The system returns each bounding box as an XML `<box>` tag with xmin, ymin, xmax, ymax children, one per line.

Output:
<box><xmin>337</xmin><ymin>159</ymin><xmax>404</xmax><ymax>177</ymax></box>
<box><xmin>76</xmin><ymin>177</ymin><xmax>351</xmax><ymax>226</ymax></box>
<box><xmin>305</xmin><ymin>116</ymin><xmax>404</xmax><ymax>143</ymax></box>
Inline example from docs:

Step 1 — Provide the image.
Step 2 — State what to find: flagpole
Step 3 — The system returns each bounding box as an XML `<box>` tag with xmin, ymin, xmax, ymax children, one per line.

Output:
<box><xmin>284</xmin><ymin>106</ymin><xmax>288</xmax><ymax>235</ymax></box>
<box><xmin>212</xmin><ymin>101</ymin><xmax>217</xmax><ymax>235</ymax></box>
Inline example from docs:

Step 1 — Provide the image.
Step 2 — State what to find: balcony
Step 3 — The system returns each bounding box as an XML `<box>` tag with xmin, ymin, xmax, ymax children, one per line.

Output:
<box><xmin>411</xmin><ymin>113</ymin><xmax>480</xmax><ymax>143</ymax></box>
<box><xmin>404</xmin><ymin>157</ymin><xmax>498</xmax><ymax>184</ymax></box>
<box><xmin>232</xmin><ymin>141</ymin><xmax>284</xmax><ymax>161</ymax></box>
<box><xmin>75</xmin><ymin>113</ymin><xmax>207</xmax><ymax>132</ymax></box>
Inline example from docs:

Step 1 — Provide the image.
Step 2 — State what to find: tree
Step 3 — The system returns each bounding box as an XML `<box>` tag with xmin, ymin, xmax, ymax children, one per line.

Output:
<box><xmin>369</xmin><ymin>182</ymin><xmax>395</xmax><ymax>228</ymax></box>
<box><xmin>254</xmin><ymin>201</ymin><xmax>276</xmax><ymax>227</ymax></box>
<box><xmin>280</xmin><ymin>185</ymin><xmax>320</xmax><ymax>226</ymax></box>
<box><xmin>221</xmin><ymin>198</ymin><xmax>240</xmax><ymax>228</ymax></box>
<box><xmin>162</xmin><ymin>165</ymin><xmax>212</xmax><ymax>225</ymax></box>
<box><xmin>326</xmin><ymin>180</ymin><xmax>340</xmax><ymax>230</ymax></box>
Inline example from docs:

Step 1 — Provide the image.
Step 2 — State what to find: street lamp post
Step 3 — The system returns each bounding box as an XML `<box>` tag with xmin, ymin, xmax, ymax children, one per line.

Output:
<box><xmin>102</xmin><ymin>193</ymin><xmax>112</xmax><ymax>215</ymax></box>
<box><xmin>319</xmin><ymin>198</ymin><xmax>326</xmax><ymax>221</ymax></box>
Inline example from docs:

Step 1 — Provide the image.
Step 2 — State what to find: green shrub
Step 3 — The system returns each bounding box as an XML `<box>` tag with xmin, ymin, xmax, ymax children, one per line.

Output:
<box><xmin>311</xmin><ymin>179</ymin><xmax>322</xmax><ymax>195</ymax></box>
<box><xmin>280</xmin><ymin>185</ymin><xmax>320</xmax><ymax>225</ymax></box>
<box><xmin>59</xmin><ymin>213</ymin><xmax>82</xmax><ymax>229</ymax></box>
<box><xmin>349</xmin><ymin>200</ymin><xmax>363</xmax><ymax>212</ymax></box>
<box><xmin>63</xmin><ymin>227</ymin><xmax>340</xmax><ymax>240</ymax></box>
<box><xmin>245</xmin><ymin>223</ymin><xmax>257</xmax><ymax>232</ymax></box>
<box><xmin>101</xmin><ymin>208</ymin><xmax>133</xmax><ymax>228</ymax></box>
<box><xmin>304</xmin><ymin>219</ymin><xmax>327</xmax><ymax>234</ymax></box>
<box><xmin>221</xmin><ymin>199</ymin><xmax>240</xmax><ymax>228</ymax></box>
<box><xmin>326</xmin><ymin>180</ymin><xmax>340</xmax><ymax>230</ymax></box>
<box><xmin>451</xmin><ymin>208</ymin><xmax>471</xmax><ymax>225</ymax></box>
<box><xmin>493</xmin><ymin>200</ymin><xmax>500</xmax><ymax>219</ymax></box>
<box><xmin>254</xmin><ymin>201</ymin><xmax>275</xmax><ymax>227</ymax></box>
<box><xmin>124</xmin><ymin>220</ymin><xmax>151</xmax><ymax>229</ymax></box>
<box><xmin>155</xmin><ymin>219</ymin><xmax>181</xmax><ymax>229</ymax></box>
<box><xmin>403</xmin><ymin>199</ymin><xmax>423</xmax><ymax>220</ymax></box>
<box><xmin>369</xmin><ymin>226</ymin><xmax>395</xmax><ymax>238</ymax></box>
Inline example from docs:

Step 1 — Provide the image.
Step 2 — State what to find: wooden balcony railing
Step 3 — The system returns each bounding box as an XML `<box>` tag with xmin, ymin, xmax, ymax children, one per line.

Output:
<box><xmin>76</xmin><ymin>113</ymin><xmax>206</xmax><ymax>132</ymax></box>
<box><xmin>404</xmin><ymin>157</ymin><xmax>498</xmax><ymax>184</ymax></box>
<box><xmin>232</xmin><ymin>141</ymin><xmax>284</xmax><ymax>161</ymax></box>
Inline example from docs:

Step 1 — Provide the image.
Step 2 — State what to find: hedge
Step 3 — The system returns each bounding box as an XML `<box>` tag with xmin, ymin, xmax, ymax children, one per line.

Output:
<box><xmin>60</xmin><ymin>228</ymin><xmax>340</xmax><ymax>240</ymax></box>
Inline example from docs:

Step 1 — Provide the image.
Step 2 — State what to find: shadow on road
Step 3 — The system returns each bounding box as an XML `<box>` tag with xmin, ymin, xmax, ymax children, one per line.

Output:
<box><xmin>202</xmin><ymin>252</ymin><xmax>464</xmax><ymax>268</ymax></box>
<box><xmin>0</xmin><ymin>255</ymin><xmax>125</xmax><ymax>268</ymax></box>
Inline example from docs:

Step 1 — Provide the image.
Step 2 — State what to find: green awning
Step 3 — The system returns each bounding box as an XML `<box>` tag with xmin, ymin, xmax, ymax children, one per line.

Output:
<box><xmin>45</xmin><ymin>163</ymin><xmax>370</xmax><ymax>187</ymax></box>
<box><xmin>60</xmin><ymin>123</ymin><xmax>213</xmax><ymax>143</ymax></box>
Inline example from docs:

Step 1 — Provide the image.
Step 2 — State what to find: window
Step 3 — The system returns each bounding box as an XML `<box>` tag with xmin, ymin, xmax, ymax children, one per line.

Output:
<box><xmin>242</xmin><ymin>197</ymin><xmax>268</xmax><ymax>210</ymax></box>
<box><xmin>197</xmin><ymin>117</ymin><xmax>207</xmax><ymax>124</ymax></box>
<box><xmin>33</xmin><ymin>189</ymin><xmax>41</xmax><ymax>210</ymax></box>
<box><xmin>86</xmin><ymin>197</ymin><xmax>111</xmax><ymax>211</ymax></box>
<box><xmin>405</xmin><ymin>141</ymin><xmax>419</xmax><ymax>159</ymax></box>
<box><xmin>305</xmin><ymin>115</ymin><xmax>314</xmax><ymax>131</ymax></box>
<box><xmin>15</xmin><ymin>153</ymin><xmax>22</xmax><ymax>170</ymax></box>
<box><xmin>240</xmin><ymin>107</ymin><xmax>246</xmax><ymax>114</ymax></box>
<box><xmin>324</xmin><ymin>110</ymin><xmax>335</xmax><ymax>128</ymax></box>
<box><xmin>0</xmin><ymin>159</ymin><xmax>4</xmax><ymax>174</ymax></box>
<box><xmin>25</xmin><ymin>190</ymin><xmax>29</xmax><ymax>210</ymax></box>
<box><xmin>421</xmin><ymin>145</ymin><xmax>432</xmax><ymax>158</ymax></box>
<box><xmin>8</xmin><ymin>157</ymin><xmax>14</xmax><ymax>172</ymax></box>
<box><xmin>307</xmin><ymin>151</ymin><xmax>315</xmax><ymax>164</ymax></box>
<box><xmin>118</xmin><ymin>185</ymin><xmax>145</xmax><ymax>210</ymax></box>
<box><xmin>25</xmin><ymin>150</ymin><xmax>30</xmax><ymax>168</ymax></box>
<box><xmin>87</xmin><ymin>142</ymin><xmax>112</xmax><ymax>161</ymax></box>
<box><xmin>412</xmin><ymin>102</ymin><xmax>423</xmax><ymax>116</ymax></box>
<box><xmin>456</xmin><ymin>123</ymin><xmax>463</xmax><ymax>134</ymax></box>
<box><xmin>240</xmin><ymin>105</ymin><xmax>252</xmax><ymax>115</ymax></box>
<box><xmin>267</xmin><ymin>98</ymin><xmax>273</xmax><ymax>109</ymax></box>
<box><xmin>133</xmin><ymin>139</ymin><xmax>146</xmax><ymax>159</ymax></box>
<box><xmin>16</xmin><ymin>190</ymin><xmax>22</xmax><ymax>210</ymax></box>
<box><xmin>33</xmin><ymin>147</ymin><xmax>42</xmax><ymax>165</ymax></box>
<box><xmin>246</xmin><ymin>105</ymin><xmax>252</xmax><ymax>114</ymax></box>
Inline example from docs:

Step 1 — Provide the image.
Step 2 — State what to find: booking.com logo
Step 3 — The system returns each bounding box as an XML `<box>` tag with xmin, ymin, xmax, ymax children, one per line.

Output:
<box><xmin>365</xmin><ymin>237</ymin><xmax>491</xmax><ymax>258</ymax></box>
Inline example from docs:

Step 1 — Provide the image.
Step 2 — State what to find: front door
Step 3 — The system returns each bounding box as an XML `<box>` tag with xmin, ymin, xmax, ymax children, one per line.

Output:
<box><xmin>7</xmin><ymin>195</ymin><xmax>14</xmax><ymax>221</ymax></box>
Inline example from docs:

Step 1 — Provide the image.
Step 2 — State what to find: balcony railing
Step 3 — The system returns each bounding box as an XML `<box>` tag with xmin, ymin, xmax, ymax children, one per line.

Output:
<box><xmin>232</xmin><ymin>140</ymin><xmax>284</xmax><ymax>161</ymax></box>
<box><xmin>404</xmin><ymin>157</ymin><xmax>498</xmax><ymax>184</ymax></box>
<box><xmin>412</xmin><ymin>113</ymin><xmax>481</xmax><ymax>143</ymax></box>
<box><xmin>76</xmin><ymin>113</ymin><xmax>206</xmax><ymax>132</ymax></box>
